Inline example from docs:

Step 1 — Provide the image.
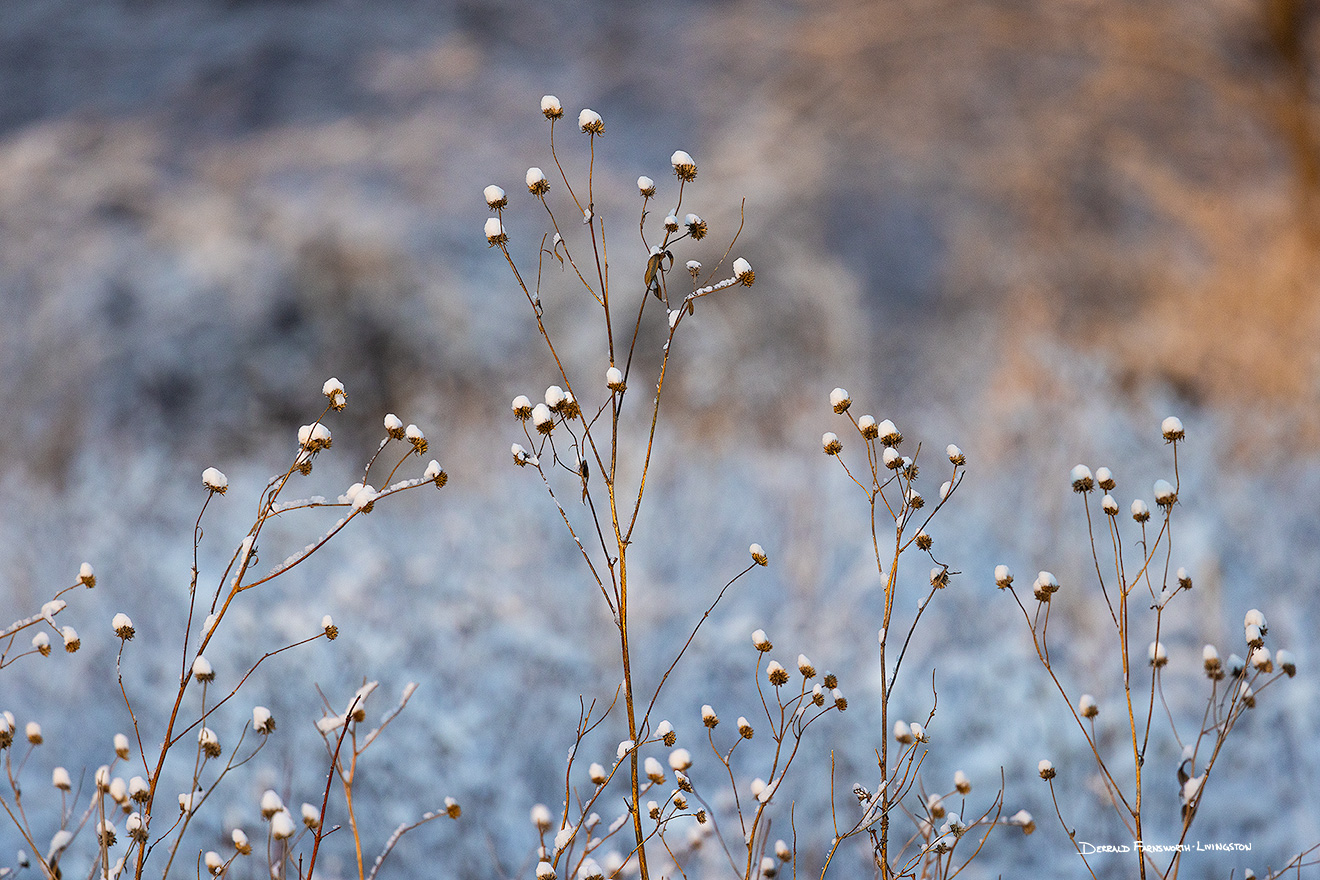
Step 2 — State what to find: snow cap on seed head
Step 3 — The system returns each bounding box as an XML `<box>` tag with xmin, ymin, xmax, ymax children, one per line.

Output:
<box><xmin>1153</xmin><ymin>479</ymin><xmax>1177</xmax><ymax>508</ymax></box>
<box><xmin>1131</xmin><ymin>498</ymin><xmax>1151</xmax><ymax>522</ymax></box>
<box><xmin>829</xmin><ymin>387</ymin><xmax>851</xmax><ymax>413</ymax></box>
<box><xmin>749</xmin><ymin>543</ymin><xmax>768</xmax><ymax>566</ymax></box>
<box><xmin>1070</xmin><ymin>465</ymin><xmax>1094</xmax><ymax>493</ymax></box>
<box><xmin>540</xmin><ymin>95</ymin><xmax>563</xmax><ymax>119</ymax></box>
<box><xmin>526</xmin><ymin>167</ymin><xmax>549</xmax><ymax>195</ymax></box>
<box><xmin>1162</xmin><ymin>416</ymin><xmax>1185</xmax><ymax>442</ymax></box>
<box><xmin>734</xmin><ymin>257</ymin><xmax>754</xmax><ymax>285</ymax></box>
<box><xmin>202</xmin><ymin>467</ymin><xmax>228</xmax><ymax>494</ymax></box>
<box><xmin>578</xmin><ymin>109</ymin><xmax>603</xmax><ymax>134</ymax></box>
<box><xmin>994</xmin><ymin>564</ymin><xmax>1013</xmax><ymax>588</ymax></box>
<box><xmin>484</xmin><ymin>217</ymin><xmax>506</xmax><ymax>244</ymax></box>
<box><xmin>483</xmin><ymin>184</ymin><xmax>507</xmax><ymax>209</ymax></box>
<box><xmin>671</xmin><ymin>150</ymin><xmax>697</xmax><ymax>181</ymax></box>
<box><xmin>637</xmin><ymin>176</ymin><xmax>656</xmax><ymax>197</ymax></box>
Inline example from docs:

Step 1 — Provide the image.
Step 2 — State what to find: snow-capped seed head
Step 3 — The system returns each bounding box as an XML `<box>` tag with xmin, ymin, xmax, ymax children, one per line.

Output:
<box><xmin>319</xmin><ymin>614</ymin><xmax>338</xmax><ymax>640</ymax></box>
<box><xmin>930</xmin><ymin>566</ymin><xmax>949</xmax><ymax>588</ymax></box>
<box><xmin>876</xmin><ymin>447</ymin><xmax>898</xmax><ymax>471</ymax></box>
<box><xmin>1244</xmin><ymin>608</ymin><xmax>1267</xmax><ymax>633</ymax></box>
<box><xmin>994</xmin><ymin>564</ymin><xmax>1014</xmax><ymax>588</ymax></box>
<box><xmin>910</xmin><ymin>722</ymin><xmax>925</xmax><ymax>742</ymax></box>
<box><xmin>424</xmin><ymin>460</ymin><xmax>447</xmax><ymax>488</ymax></box>
<box><xmin>532</xmin><ymin>403</ymin><xmax>555</xmax><ymax>434</ymax></box>
<box><xmin>1032</xmin><ymin>571</ymin><xmax>1059</xmax><ymax>602</ymax></box>
<box><xmin>1277</xmin><ymin>648</ymin><xmax>1297</xmax><ymax>677</ymax></box>
<box><xmin>1038</xmin><ymin>759</ymin><xmax>1056</xmax><ymax>780</ymax></box>
<box><xmin>747</xmin><ymin>542</ymin><xmax>769</xmax><ymax>567</ymax></box>
<box><xmin>605</xmin><ymin>366</ymin><xmax>626</xmax><ymax>393</ymax></box>
<box><xmin>1079</xmin><ymin>694</ymin><xmax>1098</xmax><ymax>718</ymax></box>
<box><xmin>1009</xmin><ymin>809</ymin><xmax>1036</xmax><ymax>834</ymax></box>
<box><xmin>511</xmin><ymin>395</ymin><xmax>533</xmax><ymax>421</ymax></box>
<box><xmin>129</xmin><ymin>776</ymin><xmax>149</xmax><ymax>802</ymax></box>
<box><xmin>61</xmin><ymin>626</ymin><xmax>80</xmax><ymax>653</ymax></box>
<box><xmin>733</xmin><ymin>256</ymin><xmax>754</xmax><ymax>286</ymax></box>
<box><xmin>1176</xmin><ymin>567</ymin><xmax>1192</xmax><ymax>590</ymax></box>
<box><xmin>483</xmin><ymin>184</ymin><xmax>508</xmax><ymax>209</ymax></box>
<box><xmin>252</xmin><ymin>706</ymin><xmax>275</xmax><ymax>735</ymax></box>
<box><xmin>637</xmin><ymin>175</ymin><xmax>656</xmax><ymax>197</ymax></box>
<box><xmin>668</xmin><ymin>748</ymin><xmax>692</xmax><ymax>771</ymax></box>
<box><xmin>442</xmin><ymin>795</ymin><xmax>460</xmax><ymax>819</ymax></box>
<box><xmin>947</xmin><ymin>444</ymin><xmax>966</xmax><ymax>465</ymax></box>
<box><xmin>587</xmin><ymin>761</ymin><xmax>608</xmax><ymax>785</ymax></box>
<box><xmin>772</xmin><ymin>839</ymin><xmax>792</xmax><ymax>862</ymax></box>
<box><xmin>926</xmin><ymin>792</ymin><xmax>946</xmax><ymax>818</ymax></box>
<box><xmin>737</xmin><ymin>716</ymin><xmax>754</xmax><ymax>739</ymax></box>
<box><xmin>752</xmin><ymin>629</ymin><xmax>772</xmax><ymax>651</ymax></box>
<box><xmin>526</xmin><ymin>167</ymin><xmax>549</xmax><ymax>196</ymax></box>
<box><xmin>536</xmin><ymin>861</ymin><xmax>557</xmax><ymax>880</ymax></box>
<box><xmin>109</xmin><ymin>776</ymin><xmax>129</xmax><ymax>805</ymax></box>
<box><xmin>52</xmin><ymin>766</ymin><xmax>72</xmax><ymax>791</ymax></box>
<box><xmin>644</xmin><ymin>756</ymin><xmax>666</xmax><ymax>784</ymax></box>
<box><xmin>301</xmin><ymin>803</ymin><xmax>321</xmax><ymax>829</ymax></box>
<box><xmin>270</xmin><ymin>810</ymin><xmax>295</xmax><ymax>840</ymax></box>
<box><xmin>1238</xmin><ymin>680</ymin><xmax>1256</xmax><ymax>708</ymax></box>
<box><xmin>578</xmin><ymin>859</ymin><xmax>604</xmax><ymax>880</ymax></box>
<box><xmin>78</xmin><ymin>562</ymin><xmax>95</xmax><ymax>588</ymax></box>
<box><xmin>22</xmin><ymin>721</ymin><xmax>40</xmax><ymax>745</ymax></box>
<box><xmin>876</xmin><ymin>419</ymin><xmax>902</xmax><ymax>446</ymax></box>
<box><xmin>822</xmin><ymin>432</ymin><xmax>843</xmax><ymax>455</ymax></box>
<box><xmin>829</xmin><ymin>387</ymin><xmax>851</xmax><ymax>414</ymax></box>
<box><xmin>685</xmin><ymin>259</ymin><xmax>702</xmax><ymax>278</ymax></box>
<box><xmin>1227</xmin><ymin>652</ymin><xmax>1246</xmax><ymax>677</ymax></box>
<box><xmin>112</xmin><ymin>612</ymin><xmax>135</xmax><ymax>640</ymax></box>
<box><xmin>484</xmin><ymin>216</ymin><xmax>507</xmax><ymax>244</ymax></box>
<box><xmin>670</xmin><ymin>150</ymin><xmax>697</xmax><ymax>181</ymax></box>
<box><xmin>1202</xmin><ymin>644</ymin><xmax>1222</xmax><ymax>675</ymax></box>
<box><xmin>204</xmin><ymin>851</ymin><xmax>224</xmax><ymax>875</ymax></box>
<box><xmin>1161</xmin><ymin>416</ymin><xmax>1185</xmax><ymax>442</ymax></box>
<box><xmin>616</xmin><ymin>739</ymin><xmax>634</xmax><ymax>760</ymax></box>
<box><xmin>1250</xmin><ymin>646</ymin><xmax>1273</xmax><ymax>672</ymax></box>
<box><xmin>402</xmin><ymin>423</ymin><xmax>427</xmax><ymax>455</ymax></box>
<box><xmin>1070</xmin><ymin>465</ymin><xmax>1094</xmax><ymax>493</ymax></box>
<box><xmin>1131</xmin><ymin>498</ymin><xmax>1151</xmax><ymax>522</ymax></box>
<box><xmin>655</xmin><ymin>719</ymin><xmax>676</xmax><ymax>746</ymax></box>
<box><xmin>113</xmin><ymin>732</ymin><xmax>130</xmax><ymax>758</ymax></box>
<box><xmin>684</xmin><ymin>213</ymin><xmax>708</xmax><ymax>240</ymax></box>
<box><xmin>321</xmin><ymin>376</ymin><xmax>347</xmax><ymax>410</ymax></box>
<box><xmin>231</xmin><ymin>828</ymin><xmax>250</xmax><ymax>854</ymax></box>
<box><xmin>1245</xmin><ymin>624</ymin><xmax>1263</xmax><ymax>649</ymax></box>
<box><xmin>662</xmin><ymin>215</ymin><xmax>680</xmax><ymax>234</ymax></box>
<box><xmin>31</xmin><ymin>631</ymin><xmax>50</xmax><ymax>656</ymax></box>
<box><xmin>200</xmin><ymin>467</ymin><xmax>229</xmax><ymax>495</ymax></box>
<box><xmin>1099</xmin><ymin>494</ymin><xmax>1120</xmax><ymax>517</ymax></box>
<box><xmin>954</xmin><ymin>770</ymin><xmax>971</xmax><ymax>794</ymax></box>
<box><xmin>1148</xmin><ymin>641</ymin><xmax>1168</xmax><ymax>667</ymax></box>
<box><xmin>832</xmin><ymin>688</ymin><xmax>848</xmax><ymax>710</ymax></box>
<box><xmin>851</xmin><ymin>415</ymin><xmax>878</xmax><ymax>440</ymax></box>
<box><xmin>96</xmin><ymin>819</ymin><xmax>117</xmax><ymax>847</ymax></box>
<box><xmin>530</xmin><ymin>803</ymin><xmax>552</xmax><ymax>831</ymax></box>
<box><xmin>894</xmin><ymin>720</ymin><xmax>914</xmax><ymax>744</ymax></box>
<box><xmin>198</xmin><ymin>727</ymin><xmax>221</xmax><ymax>758</ymax></box>
<box><xmin>178</xmin><ymin>791</ymin><xmax>201</xmax><ymax>814</ymax></box>
<box><xmin>1153</xmin><ymin>479</ymin><xmax>1177</xmax><ymax>508</ymax></box>
<box><xmin>767</xmin><ymin>660</ymin><xmax>790</xmax><ymax>686</ymax></box>
<box><xmin>1095</xmin><ymin>467</ymin><xmax>1115</xmax><ymax>490</ymax></box>
<box><xmin>540</xmin><ymin>95</ymin><xmax>563</xmax><ymax>119</ymax></box>
<box><xmin>797</xmin><ymin>654</ymin><xmax>817</xmax><ymax>678</ymax></box>
<box><xmin>125</xmin><ymin>812</ymin><xmax>147</xmax><ymax>843</ymax></box>
<box><xmin>260</xmin><ymin>790</ymin><xmax>284</xmax><ymax>819</ymax></box>
<box><xmin>578</xmin><ymin>109</ymin><xmax>604</xmax><ymax>134</ymax></box>
<box><xmin>701</xmin><ymin>704</ymin><xmax>719</xmax><ymax>728</ymax></box>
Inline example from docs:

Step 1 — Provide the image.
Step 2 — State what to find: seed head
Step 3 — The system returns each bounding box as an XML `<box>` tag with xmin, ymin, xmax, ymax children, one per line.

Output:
<box><xmin>737</xmin><ymin>716</ymin><xmax>754</xmax><ymax>739</ymax></box>
<box><xmin>321</xmin><ymin>376</ymin><xmax>347</xmax><ymax>410</ymax></box>
<box><xmin>670</xmin><ymin>150</ymin><xmax>697</xmax><ymax>181</ymax></box>
<box><xmin>1101</xmin><ymin>494</ymin><xmax>1118</xmax><ymax>516</ymax></box>
<box><xmin>578</xmin><ymin>109</ymin><xmax>604</xmax><ymax>134</ymax></box>
<box><xmin>767</xmin><ymin>660</ymin><xmax>790</xmax><ymax>686</ymax></box>
<box><xmin>526</xmin><ymin>167</ymin><xmax>549</xmax><ymax>196</ymax></box>
<box><xmin>797</xmin><ymin>654</ymin><xmax>817</xmax><ymax>678</ymax></box>
<box><xmin>1070</xmin><ymin>465</ymin><xmax>1094</xmax><ymax>493</ymax></box>
<box><xmin>1161</xmin><ymin>416</ymin><xmax>1185</xmax><ymax>442</ymax></box>
<box><xmin>1038</xmin><ymin>759</ymin><xmax>1056</xmax><ymax>780</ymax></box>
<box><xmin>1095</xmin><ymin>467</ymin><xmax>1115</xmax><ymax>490</ymax></box>
<box><xmin>830</xmin><ymin>387</ymin><xmax>851</xmax><ymax>413</ymax></box>
<box><xmin>702</xmin><ymin>705</ymin><xmax>719</xmax><ymax>728</ymax></box>
<box><xmin>822</xmin><ymin>432</ymin><xmax>843</xmax><ymax>455</ymax></box>
<box><xmin>733</xmin><ymin>256</ymin><xmax>755</xmax><ymax>285</ymax></box>
<box><xmin>1148</xmin><ymin>641</ymin><xmax>1168</xmax><ymax>667</ymax></box>
<box><xmin>606</xmin><ymin>367</ymin><xmax>626</xmax><ymax>392</ymax></box>
<box><xmin>484</xmin><ymin>217</ymin><xmax>507</xmax><ymax>245</ymax></box>
<box><xmin>1277</xmin><ymin>648</ymin><xmax>1297</xmax><ymax>677</ymax></box>
<box><xmin>1153</xmin><ymin>479</ymin><xmax>1177</xmax><ymax>508</ymax></box>
<box><xmin>994</xmin><ymin>564</ymin><xmax>1013</xmax><ymax>588</ymax></box>
<box><xmin>540</xmin><ymin>95</ymin><xmax>564</xmax><ymax>119</ymax></box>
<box><xmin>201</xmin><ymin>467</ymin><xmax>229</xmax><ymax>494</ymax></box>
<box><xmin>637</xmin><ymin>176</ymin><xmax>656</xmax><ymax>197</ymax></box>
<box><xmin>876</xmin><ymin>419</ymin><xmax>902</xmax><ymax>446</ymax></box>
<box><xmin>684</xmin><ymin>213</ymin><xmax>707</xmax><ymax>240</ymax></box>
<box><xmin>1079</xmin><ymin>694</ymin><xmax>1098</xmax><ymax>718</ymax></box>
<box><xmin>78</xmin><ymin>562</ymin><xmax>96</xmax><ymax>588</ymax></box>
<box><xmin>52</xmin><ymin>767</ymin><xmax>72</xmax><ymax>790</ymax></box>
<box><xmin>198</xmin><ymin>727</ymin><xmax>221</xmax><ymax>759</ymax></box>
<box><xmin>947</xmin><ymin>444</ymin><xmax>965</xmax><ymax>465</ymax></box>
<box><xmin>61</xmin><ymin>626</ymin><xmax>80</xmax><ymax>653</ymax></box>
<box><xmin>531</xmin><ymin>803</ymin><xmax>553</xmax><ymax>831</ymax></box>
<box><xmin>1131</xmin><ymin>499</ymin><xmax>1151</xmax><ymax>522</ymax></box>
<box><xmin>113</xmin><ymin>612</ymin><xmax>135</xmax><ymax>640</ymax></box>
<box><xmin>532</xmin><ymin>403</ymin><xmax>555</xmax><ymax>434</ymax></box>
<box><xmin>253</xmin><ymin>706</ymin><xmax>276</xmax><ymax>735</ymax></box>
<box><xmin>894</xmin><ymin>721</ymin><xmax>914</xmax><ymax>744</ymax></box>
<box><xmin>384</xmin><ymin>413</ymin><xmax>406</xmax><ymax>439</ymax></box>
<box><xmin>25</xmin><ymin>722</ymin><xmax>42</xmax><ymax>745</ymax></box>
<box><xmin>752</xmin><ymin>629</ymin><xmax>772</xmax><ymax>651</ymax></box>
<box><xmin>954</xmin><ymin>770</ymin><xmax>971</xmax><ymax>794</ymax></box>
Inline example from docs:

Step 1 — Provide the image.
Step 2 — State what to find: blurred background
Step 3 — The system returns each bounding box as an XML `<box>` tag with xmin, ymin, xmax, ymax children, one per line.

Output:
<box><xmin>3</xmin><ymin>0</ymin><xmax>1319</xmax><ymax>877</ymax></box>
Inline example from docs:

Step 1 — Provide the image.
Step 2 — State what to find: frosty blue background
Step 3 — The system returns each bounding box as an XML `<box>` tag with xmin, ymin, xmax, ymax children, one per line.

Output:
<box><xmin>2</xmin><ymin>1</ymin><xmax>1319</xmax><ymax>877</ymax></box>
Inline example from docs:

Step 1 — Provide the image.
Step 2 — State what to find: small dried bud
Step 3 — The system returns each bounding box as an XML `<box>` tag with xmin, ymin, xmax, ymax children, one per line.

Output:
<box><xmin>129</xmin><ymin>776</ymin><xmax>149</xmax><ymax>803</ymax></box>
<box><xmin>1177</xmin><ymin>567</ymin><xmax>1192</xmax><ymax>590</ymax></box>
<box><xmin>994</xmin><ymin>564</ymin><xmax>1014</xmax><ymax>588</ymax></box>
<box><xmin>540</xmin><ymin>95</ymin><xmax>564</xmax><ymax>119</ymax></box>
<box><xmin>532</xmin><ymin>403</ymin><xmax>555</xmax><ymax>434</ymax></box>
<box><xmin>663</xmin><ymin>214</ymin><xmax>679</xmax><ymax>232</ymax></box>
<box><xmin>128</xmin><ymin>813</ymin><xmax>149</xmax><ymax>843</ymax></box>
<box><xmin>32</xmin><ymin>632</ymin><xmax>51</xmax><ymax>656</ymax></box>
<box><xmin>1038</xmin><ymin>759</ymin><xmax>1056</xmax><ymax>780</ymax></box>
<box><xmin>832</xmin><ymin>688</ymin><xmax>848</xmax><ymax>710</ymax></box>
<box><xmin>749</xmin><ymin>543</ymin><xmax>768</xmax><ymax>566</ymax></box>
<box><xmin>1202</xmin><ymin>645</ymin><xmax>1223</xmax><ymax>679</ymax></box>
<box><xmin>669</xmin><ymin>748</ymin><xmax>692</xmax><ymax>771</ymax></box>
<box><xmin>1032</xmin><ymin>571</ymin><xmax>1059</xmax><ymax>602</ymax></box>
<box><xmin>915</xmin><ymin>531</ymin><xmax>933</xmax><ymax>551</ymax></box>
<box><xmin>644</xmin><ymin>755</ymin><xmax>667</xmax><ymax>784</ymax></box>
<box><xmin>894</xmin><ymin>721</ymin><xmax>915</xmax><ymax>744</ymax></box>
<box><xmin>1009</xmin><ymin>809</ymin><xmax>1035</xmax><ymax>834</ymax></box>
<box><xmin>1161</xmin><ymin>416</ymin><xmax>1185</xmax><ymax>442</ymax></box>
<box><xmin>1238</xmin><ymin>681</ymin><xmax>1256</xmax><ymax>708</ymax></box>
<box><xmin>97</xmin><ymin>820</ymin><xmax>117</xmax><ymax>848</ymax></box>
<box><xmin>204</xmin><ymin>851</ymin><xmax>224</xmax><ymax>876</ymax></box>
<box><xmin>1245</xmin><ymin>624</ymin><xmax>1263</xmax><ymax>649</ymax></box>
<box><xmin>445</xmin><ymin>796</ymin><xmax>460</xmax><ymax>819</ymax></box>
<box><xmin>927</xmin><ymin>793</ymin><xmax>946</xmax><ymax>819</ymax></box>
<box><xmin>737</xmin><ymin>716</ymin><xmax>754</xmax><ymax>739</ymax></box>
<box><xmin>270</xmin><ymin>810</ymin><xmax>295</xmax><ymax>840</ymax></box>
<box><xmin>321</xmin><ymin>377</ymin><xmax>347</xmax><ymax>411</ymax></box>
<box><xmin>684</xmin><ymin>213</ymin><xmax>708</xmax><ymax>240</ymax></box>
<box><xmin>930</xmin><ymin>566</ymin><xmax>948</xmax><ymax>589</ymax></box>
<box><xmin>1250</xmin><ymin>646</ymin><xmax>1273</xmax><ymax>673</ymax></box>
<box><xmin>1244</xmin><ymin>608</ymin><xmax>1268</xmax><ymax>634</ymax></box>
<box><xmin>511</xmin><ymin>395</ymin><xmax>533</xmax><ymax>421</ymax></box>
<box><xmin>301</xmin><ymin>803</ymin><xmax>321</xmax><ymax>830</ymax></box>
<box><xmin>823</xmin><ymin>670</ymin><xmax>838</xmax><ymax>689</ymax></box>
<box><xmin>647</xmin><ymin>800</ymin><xmax>661</xmax><ymax>820</ymax></box>
<box><xmin>260</xmin><ymin>790</ymin><xmax>284</xmax><ymax>819</ymax></box>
